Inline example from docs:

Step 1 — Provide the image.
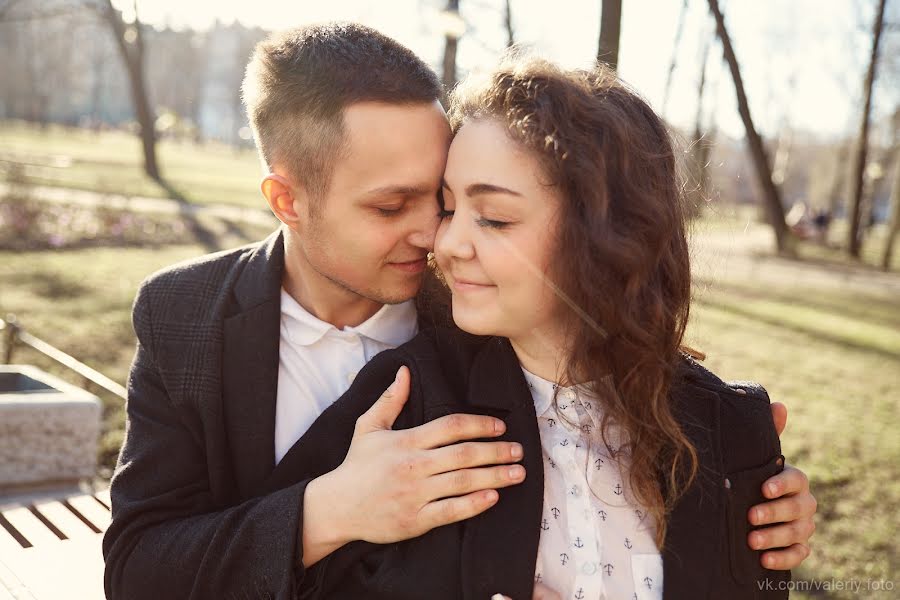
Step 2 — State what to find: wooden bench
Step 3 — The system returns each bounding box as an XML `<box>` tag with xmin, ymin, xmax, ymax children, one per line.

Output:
<box><xmin>0</xmin><ymin>488</ymin><xmax>109</xmax><ymax>599</ymax></box>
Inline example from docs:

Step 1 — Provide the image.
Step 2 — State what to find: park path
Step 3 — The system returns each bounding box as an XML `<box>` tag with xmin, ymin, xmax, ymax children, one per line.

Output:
<box><xmin>0</xmin><ymin>182</ymin><xmax>277</xmax><ymax>228</ymax></box>
<box><xmin>690</xmin><ymin>225</ymin><xmax>900</xmax><ymax>297</ymax></box>
<box><xmin>4</xmin><ymin>181</ymin><xmax>898</xmax><ymax>297</ymax></box>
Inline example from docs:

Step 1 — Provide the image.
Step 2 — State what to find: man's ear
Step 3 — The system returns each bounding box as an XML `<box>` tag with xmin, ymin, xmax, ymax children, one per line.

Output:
<box><xmin>261</xmin><ymin>173</ymin><xmax>306</xmax><ymax>230</ymax></box>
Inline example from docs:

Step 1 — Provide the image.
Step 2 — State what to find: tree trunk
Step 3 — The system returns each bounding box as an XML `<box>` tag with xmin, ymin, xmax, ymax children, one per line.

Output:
<box><xmin>598</xmin><ymin>0</ymin><xmax>621</xmax><ymax>71</ymax></box>
<box><xmin>687</xmin><ymin>29</ymin><xmax>714</xmax><ymax>219</ymax></box>
<box><xmin>504</xmin><ymin>0</ymin><xmax>514</xmax><ymax>48</ymax></box>
<box><xmin>824</xmin><ymin>142</ymin><xmax>850</xmax><ymax>239</ymax></box>
<box><xmin>708</xmin><ymin>0</ymin><xmax>791</xmax><ymax>254</ymax></box>
<box><xmin>441</xmin><ymin>0</ymin><xmax>460</xmax><ymax>100</ymax></box>
<box><xmin>661</xmin><ymin>0</ymin><xmax>689</xmax><ymax>117</ymax></box>
<box><xmin>848</xmin><ymin>0</ymin><xmax>888</xmax><ymax>257</ymax></box>
<box><xmin>883</xmin><ymin>161</ymin><xmax>900</xmax><ymax>270</ymax></box>
<box><xmin>101</xmin><ymin>0</ymin><xmax>161</xmax><ymax>181</ymax></box>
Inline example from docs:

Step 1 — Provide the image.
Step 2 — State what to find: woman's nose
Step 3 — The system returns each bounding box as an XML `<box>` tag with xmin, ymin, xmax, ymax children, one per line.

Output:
<box><xmin>434</xmin><ymin>210</ymin><xmax>475</xmax><ymax>261</ymax></box>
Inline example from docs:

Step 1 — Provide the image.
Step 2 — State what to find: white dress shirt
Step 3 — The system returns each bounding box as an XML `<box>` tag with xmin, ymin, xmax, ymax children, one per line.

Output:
<box><xmin>274</xmin><ymin>289</ymin><xmax>419</xmax><ymax>464</ymax></box>
<box><xmin>522</xmin><ymin>368</ymin><xmax>664</xmax><ymax>600</ymax></box>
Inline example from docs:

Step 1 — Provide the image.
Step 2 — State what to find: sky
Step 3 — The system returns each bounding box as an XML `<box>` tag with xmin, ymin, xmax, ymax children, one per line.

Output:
<box><xmin>117</xmin><ymin>0</ymin><xmax>898</xmax><ymax>141</ymax></box>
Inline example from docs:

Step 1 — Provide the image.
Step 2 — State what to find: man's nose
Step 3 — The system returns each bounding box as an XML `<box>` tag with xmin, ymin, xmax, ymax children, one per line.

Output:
<box><xmin>407</xmin><ymin>204</ymin><xmax>440</xmax><ymax>250</ymax></box>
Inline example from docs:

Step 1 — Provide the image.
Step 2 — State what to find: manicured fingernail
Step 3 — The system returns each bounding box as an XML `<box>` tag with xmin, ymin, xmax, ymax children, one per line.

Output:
<box><xmin>755</xmin><ymin>507</ymin><xmax>766</xmax><ymax>523</ymax></box>
<box><xmin>485</xmin><ymin>490</ymin><xmax>499</xmax><ymax>502</ymax></box>
<box><xmin>494</xmin><ymin>419</ymin><xmax>506</xmax><ymax>434</ymax></box>
<box><xmin>763</xmin><ymin>555</ymin><xmax>776</xmax><ymax>568</ymax></box>
<box><xmin>751</xmin><ymin>532</ymin><xmax>764</xmax><ymax>549</ymax></box>
<box><xmin>767</xmin><ymin>481</ymin><xmax>779</xmax><ymax>496</ymax></box>
<box><xmin>509</xmin><ymin>465</ymin><xmax>525</xmax><ymax>480</ymax></box>
<box><xmin>511</xmin><ymin>443</ymin><xmax>523</xmax><ymax>458</ymax></box>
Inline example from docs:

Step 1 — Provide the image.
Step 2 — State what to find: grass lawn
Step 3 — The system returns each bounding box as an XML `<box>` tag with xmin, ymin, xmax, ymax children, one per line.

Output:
<box><xmin>685</xmin><ymin>216</ymin><xmax>899</xmax><ymax>598</ymax></box>
<box><xmin>0</xmin><ymin>120</ymin><xmax>263</xmax><ymax>207</ymax></box>
<box><xmin>0</xmin><ymin>243</ymin><xmax>251</xmax><ymax>470</ymax></box>
<box><xmin>1</xmin><ymin>206</ymin><xmax>897</xmax><ymax>597</ymax></box>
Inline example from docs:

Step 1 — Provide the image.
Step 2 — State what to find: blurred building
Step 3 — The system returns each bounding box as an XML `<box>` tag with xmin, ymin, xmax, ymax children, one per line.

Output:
<box><xmin>0</xmin><ymin>5</ymin><xmax>265</xmax><ymax>145</ymax></box>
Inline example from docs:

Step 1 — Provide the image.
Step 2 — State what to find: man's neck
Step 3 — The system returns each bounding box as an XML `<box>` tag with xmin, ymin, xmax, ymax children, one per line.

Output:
<box><xmin>282</xmin><ymin>237</ymin><xmax>384</xmax><ymax>331</ymax></box>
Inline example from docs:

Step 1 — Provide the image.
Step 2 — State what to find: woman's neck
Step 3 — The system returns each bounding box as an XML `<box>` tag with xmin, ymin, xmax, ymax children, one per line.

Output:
<box><xmin>508</xmin><ymin>326</ymin><xmax>570</xmax><ymax>385</ymax></box>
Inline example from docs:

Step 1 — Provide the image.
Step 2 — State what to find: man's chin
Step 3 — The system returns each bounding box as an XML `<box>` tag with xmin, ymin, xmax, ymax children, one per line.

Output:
<box><xmin>367</xmin><ymin>279</ymin><xmax>422</xmax><ymax>305</ymax></box>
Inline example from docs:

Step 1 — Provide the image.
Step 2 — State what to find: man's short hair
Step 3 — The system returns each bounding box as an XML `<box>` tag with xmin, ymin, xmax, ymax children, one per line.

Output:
<box><xmin>242</xmin><ymin>23</ymin><xmax>443</xmax><ymax>210</ymax></box>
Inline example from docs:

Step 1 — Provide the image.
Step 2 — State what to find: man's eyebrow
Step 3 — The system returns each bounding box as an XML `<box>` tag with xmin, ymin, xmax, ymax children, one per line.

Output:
<box><xmin>364</xmin><ymin>184</ymin><xmax>432</xmax><ymax>197</ymax></box>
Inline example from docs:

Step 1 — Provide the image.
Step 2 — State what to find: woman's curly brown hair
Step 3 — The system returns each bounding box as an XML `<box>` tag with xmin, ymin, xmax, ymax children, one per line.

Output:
<box><xmin>446</xmin><ymin>55</ymin><xmax>699</xmax><ymax>549</ymax></box>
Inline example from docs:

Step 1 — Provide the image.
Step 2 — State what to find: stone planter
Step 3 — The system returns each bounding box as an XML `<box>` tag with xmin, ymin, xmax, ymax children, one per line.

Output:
<box><xmin>0</xmin><ymin>365</ymin><xmax>101</xmax><ymax>492</ymax></box>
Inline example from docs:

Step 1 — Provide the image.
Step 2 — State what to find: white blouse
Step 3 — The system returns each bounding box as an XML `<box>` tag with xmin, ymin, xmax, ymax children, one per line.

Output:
<box><xmin>521</xmin><ymin>368</ymin><xmax>664</xmax><ymax>600</ymax></box>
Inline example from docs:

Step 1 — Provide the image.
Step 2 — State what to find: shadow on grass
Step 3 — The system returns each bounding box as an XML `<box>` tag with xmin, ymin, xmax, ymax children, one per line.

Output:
<box><xmin>750</xmin><ymin>241</ymin><xmax>899</xmax><ymax>277</ymax></box>
<box><xmin>3</xmin><ymin>270</ymin><xmax>92</xmax><ymax>299</ymax></box>
<box><xmin>696</xmin><ymin>298</ymin><xmax>900</xmax><ymax>362</ymax></box>
<box><xmin>156</xmin><ymin>177</ymin><xmax>223</xmax><ymax>253</ymax></box>
<box><xmin>694</xmin><ymin>278</ymin><xmax>900</xmax><ymax>331</ymax></box>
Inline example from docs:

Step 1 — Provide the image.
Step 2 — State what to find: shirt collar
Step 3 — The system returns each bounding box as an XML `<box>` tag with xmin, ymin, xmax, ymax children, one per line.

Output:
<box><xmin>280</xmin><ymin>289</ymin><xmax>418</xmax><ymax>347</ymax></box>
<box><xmin>521</xmin><ymin>367</ymin><xmax>564</xmax><ymax>417</ymax></box>
<box><xmin>520</xmin><ymin>367</ymin><xmax>602</xmax><ymax>419</ymax></box>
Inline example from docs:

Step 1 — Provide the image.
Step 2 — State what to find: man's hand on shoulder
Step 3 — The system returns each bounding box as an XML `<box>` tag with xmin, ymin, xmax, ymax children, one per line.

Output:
<box><xmin>302</xmin><ymin>366</ymin><xmax>525</xmax><ymax>566</ymax></box>
<box><xmin>748</xmin><ymin>402</ymin><xmax>817</xmax><ymax>570</ymax></box>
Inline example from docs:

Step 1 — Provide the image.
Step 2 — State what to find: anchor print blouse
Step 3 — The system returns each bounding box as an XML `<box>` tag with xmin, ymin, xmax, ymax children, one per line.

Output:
<box><xmin>522</xmin><ymin>368</ymin><xmax>664</xmax><ymax>600</ymax></box>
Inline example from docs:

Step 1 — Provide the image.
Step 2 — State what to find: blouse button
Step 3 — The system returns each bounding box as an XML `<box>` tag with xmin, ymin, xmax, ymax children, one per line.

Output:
<box><xmin>561</xmin><ymin>389</ymin><xmax>576</xmax><ymax>401</ymax></box>
<box><xmin>581</xmin><ymin>561</ymin><xmax>598</xmax><ymax>575</ymax></box>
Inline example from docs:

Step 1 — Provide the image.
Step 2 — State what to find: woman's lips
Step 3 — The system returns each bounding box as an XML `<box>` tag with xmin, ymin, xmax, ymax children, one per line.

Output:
<box><xmin>451</xmin><ymin>278</ymin><xmax>496</xmax><ymax>292</ymax></box>
<box><xmin>389</xmin><ymin>258</ymin><xmax>427</xmax><ymax>273</ymax></box>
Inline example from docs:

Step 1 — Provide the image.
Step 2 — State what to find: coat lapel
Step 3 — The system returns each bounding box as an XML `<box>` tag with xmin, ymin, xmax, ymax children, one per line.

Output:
<box><xmin>460</xmin><ymin>337</ymin><xmax>545</xmax><ymax>600</ymax></box>
<box><xmin>222</xmin><ymin>229</ymin><xmax>285</xmax><ymax>500</ymax></box>
<box><xmin>661</xmin><ymin>376</ymin><xmax>724</xmax><ymax>600</ymax></box>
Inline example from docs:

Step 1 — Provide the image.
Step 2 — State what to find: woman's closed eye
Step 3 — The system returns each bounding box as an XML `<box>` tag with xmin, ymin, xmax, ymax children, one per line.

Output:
<box><xmin>476</xmin><ymin>217</ymin><xmax>510</xmax><ymax>230</ymax></box>
<box><xmin>438</xmin><ymin>207</ymin><xmax>510</xmax><ymax>229</ymax></box>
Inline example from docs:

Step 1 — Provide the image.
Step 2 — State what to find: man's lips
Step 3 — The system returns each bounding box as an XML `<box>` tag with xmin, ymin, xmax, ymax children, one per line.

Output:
<box><xmin>388</xmin><ymin>257</ymin><xmax>428</xmax><ymax>273</ymax></box>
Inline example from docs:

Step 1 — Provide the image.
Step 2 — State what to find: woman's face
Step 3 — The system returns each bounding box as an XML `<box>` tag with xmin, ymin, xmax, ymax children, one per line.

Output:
<box><xmin>435</xmin><ymin>118</ymin><xmax>565</xmax><ymax>343</ymax></box>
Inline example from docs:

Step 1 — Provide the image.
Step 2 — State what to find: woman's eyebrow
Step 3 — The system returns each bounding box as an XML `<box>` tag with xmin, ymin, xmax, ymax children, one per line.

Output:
<box><xmin>441</xmin><ymin>178</ymin><xmax>521</xmax><ymax>197</ymax></box>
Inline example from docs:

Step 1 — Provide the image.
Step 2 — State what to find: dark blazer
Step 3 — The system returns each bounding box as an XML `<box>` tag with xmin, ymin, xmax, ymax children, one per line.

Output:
<box><xmin>267</xmin><ymin>326</ymin><xmax>791</xmax><ymax>600</ymax></box>
<box><xmin>104</xmin><ymin>230</ymin><xmax>314</xmax><ymax>600</ymax></box>
<box><xmin>104</xmin><ymin>229</ymin><xmax>789</xmax><ymax>600</ymax></box>
<box><xmin>103</xmin><ymin>229</ymin><xmax>456</xmax><ymax>600</ymax></box>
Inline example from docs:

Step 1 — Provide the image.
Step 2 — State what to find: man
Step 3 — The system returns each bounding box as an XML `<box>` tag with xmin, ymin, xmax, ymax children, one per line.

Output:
<box><xmin>103</xmin><ymin>23</ymin><xmax>816</xmax><ymax>599</ymax></box>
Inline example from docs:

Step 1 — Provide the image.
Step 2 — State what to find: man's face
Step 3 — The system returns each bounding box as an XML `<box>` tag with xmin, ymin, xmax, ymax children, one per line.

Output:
<box><xmin>297</xmin><ymin>101</ymin><xmax>450</xmax><ymax>305</ymax></box>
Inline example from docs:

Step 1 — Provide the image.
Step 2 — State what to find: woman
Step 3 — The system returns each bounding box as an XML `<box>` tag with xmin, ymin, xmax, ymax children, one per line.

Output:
<box><xmin>271</xmin><ymin>55</ymin><xmax>791</xmax><ymax>599</ymax></box>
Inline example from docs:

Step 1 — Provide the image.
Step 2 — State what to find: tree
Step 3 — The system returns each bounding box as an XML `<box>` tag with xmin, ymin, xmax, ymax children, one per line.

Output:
<box><xmin>441</xmin><ymin>0</ymin><xmax>461</xmax><ymax>98</ymax></box>
<box><xmin>661</xmin><ymin>0</ymin><xmax>689</xmax><ymax>117</ymax></box>
<box><xmin>597</xmin><ymin>0</ymin><xmax>621</xmax><ymax>70</ymax></box>
<box><xmin>847</xmin><ymin>0</ymin><xmax>888</xmax><ymax>258</ymax></box>
<box><xmin>92</xmin><ymin>0</ymin><xmax>161</xmax><ymax>181</ymax></box>
<box><xmin>708</xmin><ymin>0</ymin><xmax>791</xmax><ymax>253</ymax></box>
<box><xmin>883</xmin><ymin>159</ymin><xmax>900</xmax><ymax>270</ymax></box>
<box><xmin>879</xmin><ymin>108</ymin><xmax>900</xmax><ymax>269</ymax></box>
<box><xmin>686</xmin><ymin>28</ymin><xmax>715</xmax><ymax>218</ymax></box>
<box><xmin>503</xmin><ymin>0</ymin><xmax>514</xmax><ymax>48</ymax></box>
